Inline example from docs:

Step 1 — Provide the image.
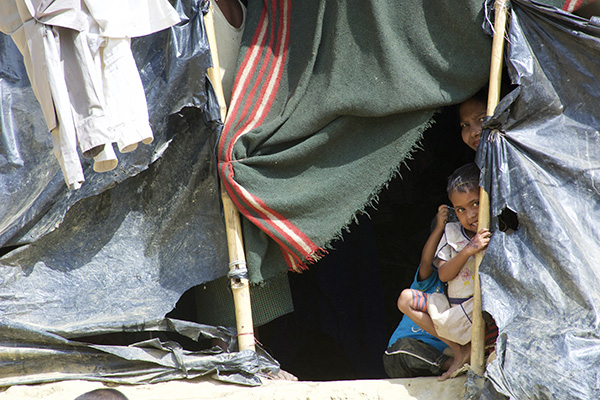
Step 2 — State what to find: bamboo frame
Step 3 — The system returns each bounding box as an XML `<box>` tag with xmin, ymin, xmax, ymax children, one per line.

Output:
<box><xmin>471</xmin><ymin>0</ymin><xmax>509</xmax><ymax>376</ymax></box>
<box><xmin>204</xmin><ymin>2</ymin><xmax>256</xmax><ymax>352</ymax></box>
<box><xmin>204</xmin><ymin>0</ymin><xmax>511</xmax><ymax>358</ymax></box>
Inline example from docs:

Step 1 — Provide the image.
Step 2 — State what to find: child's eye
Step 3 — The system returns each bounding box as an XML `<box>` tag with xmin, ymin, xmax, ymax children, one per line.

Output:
<box><xmin>460</xmin><ymin>123</ymin><xmax>468</xmax><ymax>128</ymax></box>
<box><xmin>473</xmin><ymin>202</ymin><xmax>479</xmax><ymax>207</ymax></box>
<box><xmin>456</xmin><ymin>207</ymin><xmax>465</xmax><ymax>213</ymax></box>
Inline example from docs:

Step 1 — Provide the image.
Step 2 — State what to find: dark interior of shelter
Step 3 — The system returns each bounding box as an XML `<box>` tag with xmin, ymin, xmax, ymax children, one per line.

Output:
<box><xmin>159</xmin><ymin>102</ymin><xmax>475</xmax><ymax>381</ymax></box>
<box><xmin>73</xmin><ymin>102</ymin><xmax>474</xmax><ymax>381</ymax></box>
<box><xmin>255</xmin><ymin>104</ymin><xmax>474</xmax><ymax>381</ymax></box>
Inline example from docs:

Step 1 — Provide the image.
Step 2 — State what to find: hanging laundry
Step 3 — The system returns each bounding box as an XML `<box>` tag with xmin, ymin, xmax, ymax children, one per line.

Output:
<box><xmin>0</xmin><ymin>0</ymin><xmax>180</xmax><ymax>189</ymax></box>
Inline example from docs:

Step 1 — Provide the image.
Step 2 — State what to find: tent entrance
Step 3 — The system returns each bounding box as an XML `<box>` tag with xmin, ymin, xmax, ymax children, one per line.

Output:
<box><xmin>251</xmin><ymin>105</ymin><xmax>475</xmax><ymax>381</ymax></box>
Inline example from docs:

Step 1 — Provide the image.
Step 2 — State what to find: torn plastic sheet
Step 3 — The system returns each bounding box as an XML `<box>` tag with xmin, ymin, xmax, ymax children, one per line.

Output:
<box><xmin>0</xmin><ymin>319</ymin><xmax>280</xmax><ymax>387</ymax></box>
<box><xmin>0</xmin><ymin>0</ymin><xmax>214</xmax><ymax>249</ymax></box>
<box><xmin>0</xmin><ymin>106</ymin><xmax>228</xmax><ymax>337</ymax></box>
<box><xmin>0</xmin><ymin>0</ymin><xmax>273</xmax><ymax>387</ymax></box>
<box><xmin>0</xmin><ymin>0</ymin><xmax>229</xmax><ymax>333</ymax></box>
<box><xmin>476</xmin><ymin>1</ymin><xmax>600</xmax><ymax>398</ymax></box>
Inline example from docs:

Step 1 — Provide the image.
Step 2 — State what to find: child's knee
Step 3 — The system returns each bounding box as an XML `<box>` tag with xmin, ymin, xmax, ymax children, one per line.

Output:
<box><xmin>397</xmin><ymin>289</ymin><xmax>413</xmax><ymax>313</ymax></box>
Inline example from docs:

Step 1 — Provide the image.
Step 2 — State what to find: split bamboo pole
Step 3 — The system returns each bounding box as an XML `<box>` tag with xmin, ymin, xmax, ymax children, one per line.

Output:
<box><xmin>204</xmin><ymin>2</ymin><xmax>256</xmax><ymax>352</ymax></box>
<box><xmin>471</xmin><ymin>0</ymin><xmax>509</xmax><ymax>376</ymax></box>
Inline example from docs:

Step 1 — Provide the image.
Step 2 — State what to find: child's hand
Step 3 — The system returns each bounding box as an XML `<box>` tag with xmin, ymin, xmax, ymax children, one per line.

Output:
<box><xmin>435</xmin><ymin>205</ymin><xmax>449</xmax><ymax>230</ymax></box>
<box><xmin>466</xmin><ymin>228</ymin><xmax>491</xmax><ymax>254</ymax></box>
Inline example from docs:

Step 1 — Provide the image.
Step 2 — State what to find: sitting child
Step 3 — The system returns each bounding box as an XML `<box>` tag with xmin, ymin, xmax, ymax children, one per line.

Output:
<box><xmin>383</xmin><ymin>204</ymin><xmax>452</xmax><ymax>378</ymax></box>
<box><xmin>398</xmin><ymin>162</ymin><xmax>491</xmax><ymax>381</ymax></box>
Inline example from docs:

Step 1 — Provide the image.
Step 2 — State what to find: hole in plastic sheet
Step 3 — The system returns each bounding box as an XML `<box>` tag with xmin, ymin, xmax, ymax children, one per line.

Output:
<box><xmin>482</xmin><ymin>311</ymin><xmax>495</xmax><ymax>325</ymax></box>
<box><xmin>498</xmin><ymin>207</ymin><xmax>519</xmax><ymax>233</ymax></box>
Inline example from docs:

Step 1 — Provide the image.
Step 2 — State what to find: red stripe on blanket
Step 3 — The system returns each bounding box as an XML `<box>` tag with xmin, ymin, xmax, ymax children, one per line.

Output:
<box><xmin>563</xmin><ymin>0</ymin><xmax>585</xmax><ymax>11</ymax></box>
<box><xmin>224</xmin><ymin>0</ymin><xmax>285</xmax><ymax>158</ymax></box>
<box><xmin>221</xmin><ymin>161</ymin><xmax>319</xmax><ymax>268</ymax></box>
<box><xmin>218</xmin><ymin>0</ymin><xmax>321</xmax><ymax>268</ymax></box>
<box><xmin>220</xmin><ymin>165</ymin><xmax>310</xmax><ymax>270</ymax></box>
<box><xmin>219</xmin><ymin>6</ymin><xmax>269</xmax><ymax>157</ymax></box>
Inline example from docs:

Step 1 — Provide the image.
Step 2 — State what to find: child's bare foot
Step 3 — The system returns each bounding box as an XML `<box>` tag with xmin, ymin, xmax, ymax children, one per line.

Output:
<box><xmin>438</xmin><ymin>342</ymin><xmax>471</xmax><ymax>381</ymax></box>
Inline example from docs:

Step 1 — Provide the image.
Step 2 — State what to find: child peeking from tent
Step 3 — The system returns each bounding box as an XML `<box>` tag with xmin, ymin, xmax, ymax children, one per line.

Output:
<box><xmin>398</xmin><ymin>163</ymin><xmax>491</xmax><ymax>381</ymax></box>
<box><xmin>459</xmin><ymin>92</ymin><xmax>487</xmax><ymax>152</ymax></box>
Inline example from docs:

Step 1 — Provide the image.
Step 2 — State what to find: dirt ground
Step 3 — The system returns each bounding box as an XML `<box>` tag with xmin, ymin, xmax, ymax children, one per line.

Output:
<box><xmin>0</xmin><ymin>375</ymin><xmax>467</xmax><ymax>400</ymax></box>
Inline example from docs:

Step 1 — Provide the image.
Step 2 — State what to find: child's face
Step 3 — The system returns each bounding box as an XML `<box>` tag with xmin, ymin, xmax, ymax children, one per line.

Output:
<box><xmin>459</xmin><ymin>98</ymin><xmax>486</xmax><ymax>151</ymax></box>
<box><xmin>449</xmin><ymin>187</ymin><xmax>480</xmax><ymax>235</ymax></box>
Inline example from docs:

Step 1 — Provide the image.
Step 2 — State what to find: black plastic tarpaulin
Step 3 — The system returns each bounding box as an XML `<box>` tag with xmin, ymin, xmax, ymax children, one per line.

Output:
<box><xmin>0</xmin><ymin>0</ymin><xmax>217</xmax><ymax>250</ymax></box>
<box><xmin>477</xmin><ymin>1</ymin><xmax>600</xmax><ymax>398</ymax></box>
<box><xmin>0</xmin><ymin>0</ymin><xmax>278</xmax><ymax>386</ymax></box>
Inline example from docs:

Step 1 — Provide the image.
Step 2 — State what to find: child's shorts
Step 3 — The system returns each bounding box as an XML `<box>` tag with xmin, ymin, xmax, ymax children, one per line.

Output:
<box><xmin>407</xmin><ymin>290</ymin><xmax>499</xmax><ymax>349</ymax></box>
<box><xmin>383</xmin><ymin>337</ymin><xmax>449</xmax><ymax>378</ymax></box>
<box><xmin>428</xmin><ymin>293</ymin><xmax>473</xmax><ymax>345</ymax></box>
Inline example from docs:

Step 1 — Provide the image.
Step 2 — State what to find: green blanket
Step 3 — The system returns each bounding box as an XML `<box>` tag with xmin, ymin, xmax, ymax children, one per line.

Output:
<box><xmin>218</xmin><ymin>0</ymin><xmax>492</xmax><ymax>281</ymax></box>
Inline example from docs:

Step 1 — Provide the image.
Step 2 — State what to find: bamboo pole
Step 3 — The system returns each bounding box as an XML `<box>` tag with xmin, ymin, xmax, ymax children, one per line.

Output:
<box><xmin>204</xmin><ymin>1</ymin><xmax>256</xmax><ymax>352</ymax></box>
<box><xmin>486</xmin><ymin>0</ymin><xmax>509</xmax><ymax>115</ymax></box>
<box><xmin>471</xmin><ymin>0</ymin><xmax>509</xmax><ymax>376</ymax></box>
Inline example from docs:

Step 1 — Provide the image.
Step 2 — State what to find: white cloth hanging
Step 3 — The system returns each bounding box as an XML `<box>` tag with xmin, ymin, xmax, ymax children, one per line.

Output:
<box><xmin>0</xmin><ymin>0</ymin><xmax>180</xmax><ymax>189</ymax></box>
<box><xmin>83</xmin><ymin>0</ymin><xmax>182</xmax><ymax>38</ymax></box>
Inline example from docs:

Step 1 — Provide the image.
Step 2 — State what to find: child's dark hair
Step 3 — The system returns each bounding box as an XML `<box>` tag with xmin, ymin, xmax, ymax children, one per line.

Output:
<box><xmin>74</xmin><ymin>389</ymin><xmax>129</xmax><ymax>400</ymax></box>
<box><xmin>447</xmin><ymin>163</ymin><xmax>480</xmax><ymax>196</ymax></box>
<box><xmin>470</xmin><ymin>86</ymin><xmax>489</xmax><ymax>107</ymax></box>
<box><xmin>457</xmin><ymin>86</ymin><xmax>488</xmax><ymax>120</ymax></box>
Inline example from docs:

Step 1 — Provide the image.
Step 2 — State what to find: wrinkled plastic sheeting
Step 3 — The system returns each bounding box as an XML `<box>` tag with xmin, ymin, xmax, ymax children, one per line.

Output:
<box><xmin>0</xmin><ymin>0</ymin><xmax>215</xmax><ymax>249</ymax></box>
<box><xmin>0</xmin><ymin>0</ymin><xmax>258</xmax><ymax>387</ymax></box>
<box><xmin>0</xmin><ymin>318</ymin><xmax>280</xmax><ymax>387</ymax></box>
<box><xmin>476</xmin><ymin>1</ymin><xmax>600</xmax><ymax>399</ymax></box>
<box><xmin>0</xmin><ymin>106</ymin><xmax>228</xmax><ymax>336</ymax></box>
<box><xmin>0</xmin><ymin>0</ymin><xmax>228</xmax><ymax>332</ymax></box>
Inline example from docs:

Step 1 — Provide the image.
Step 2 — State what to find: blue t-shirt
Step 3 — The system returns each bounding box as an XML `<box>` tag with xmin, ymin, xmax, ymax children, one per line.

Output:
<box><xmin>387</xmin><ymin>268</ymin><xmax>448</xmax><ymax>353</ymax></box>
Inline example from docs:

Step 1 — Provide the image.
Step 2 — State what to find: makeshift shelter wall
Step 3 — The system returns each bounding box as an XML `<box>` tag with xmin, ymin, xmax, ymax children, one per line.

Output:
<box><xmin>478</xmin><ymin>1</ymin><xmax>600</xmax><ymax>398</ymax></box>
<box><xmin>1</xmin><ymin>0</ymin><xmax>596</xmax><ymax>394</ymax></box>
<box><xmin>0</xmin><ymin>0</ymin><xmax>285</xmax><ymax>387</ymax></box>
<box><xmin>0</xmin><ymin>0</ymin><xmax>229</xmax><ymax>336</ymax></box>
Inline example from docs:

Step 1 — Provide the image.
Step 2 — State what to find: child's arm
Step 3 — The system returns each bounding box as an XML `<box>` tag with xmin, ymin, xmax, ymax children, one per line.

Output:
<box><xmin>437</xmin><ymin>228</ymin><xmax>491</xmax><ymax>282</ymax></box>
<box><xmin>418</xmin><ymin>205</ymin><xmax>449</xmax><ymax>281</ymax></box>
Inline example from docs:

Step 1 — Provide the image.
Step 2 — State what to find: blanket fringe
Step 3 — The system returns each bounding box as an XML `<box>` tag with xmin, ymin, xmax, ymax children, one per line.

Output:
<box><xmin>288</xmin><ymin>112</ymin><xmax>439</xmax><ymax>273</ymax></box>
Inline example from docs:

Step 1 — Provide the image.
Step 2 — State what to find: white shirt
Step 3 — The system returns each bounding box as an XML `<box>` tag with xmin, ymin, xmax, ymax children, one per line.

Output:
<box><xmin>434</xmin><ymin>222</ymin><xmax>478</xmax><ymax>300</ymax></box>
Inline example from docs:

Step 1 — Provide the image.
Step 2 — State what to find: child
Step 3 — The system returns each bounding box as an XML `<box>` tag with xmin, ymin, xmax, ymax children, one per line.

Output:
<box><xmin>459</xmin><ymin>94</ymin><xmax>487</xmax><ymax>151</ymax></box>
<box><xmin>398</xmin><ymin>162</ymin><xmax>491</xmax><ymax>381</ymax></box>
<box><xmin>384</xmin><ymin>204</ymin><xmax>452</xmax><ymax>378</ymax></box>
